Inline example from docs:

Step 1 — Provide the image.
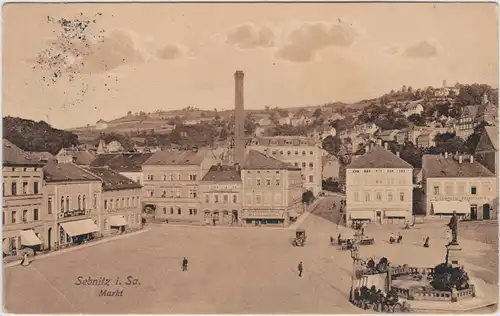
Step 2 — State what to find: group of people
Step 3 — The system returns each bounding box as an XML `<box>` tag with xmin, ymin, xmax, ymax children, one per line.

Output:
<box><xmin>352</xmin><ymin>285</ymin><xmax>410</xmax><ymax>313</ymax></box>
<box><xmin>388</xmin><ymin>232</ymin><xmax>403</xmax><ymax>244</ymax></box>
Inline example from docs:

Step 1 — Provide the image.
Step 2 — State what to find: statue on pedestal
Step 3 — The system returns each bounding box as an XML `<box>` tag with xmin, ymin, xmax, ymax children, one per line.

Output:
<box><xmin>447</xmin><ymin>211</ymin><xmax>459</xmax><ymax>245</ymax></box>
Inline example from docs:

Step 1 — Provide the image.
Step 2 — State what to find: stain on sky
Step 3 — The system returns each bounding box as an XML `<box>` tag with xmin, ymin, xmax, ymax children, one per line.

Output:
<box><xmin>33</xmin><ymin>13</ymin><xmax>120</xmax><ymax>109</ymax></box>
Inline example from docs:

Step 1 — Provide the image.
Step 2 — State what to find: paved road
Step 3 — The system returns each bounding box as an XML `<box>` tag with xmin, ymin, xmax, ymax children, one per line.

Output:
<box><xmin>307</xmin><ymin>194</ymin><xmax>345</xmax><ymax>227</ymax></box>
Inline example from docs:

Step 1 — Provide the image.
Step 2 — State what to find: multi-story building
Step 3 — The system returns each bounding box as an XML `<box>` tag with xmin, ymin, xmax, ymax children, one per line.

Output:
<box><xmin>90</xmin><ymin>152</ymin><xmax>153</xmax><ymax>184</ymax></box>
<box><xmin>56</xmin><ymin>148</ymin><xmax>96</xmax><ymax>167</ymax></box>
<box><xmin>346</xmin><ymin>145</ymin><xmax>413</xmax><ymax>225</ymax></box>
<box><xmin>422</xmin><ymin>153</ymin><xmax>497</xmax><ymax>220</ymax></box>
<box><xmin>141</xmin><ymin>148</ymin><xmax>216</xmax><ymax>224</ymax></box>
<box><xmin>43</xmin><ymin>162</ymin><xmax>102</xmax><ymax>250</ymax></box>
<box><xmin>247</xmin><ymin>136</ymin><xmax>322</xmax><ymax>196</ymax></box>
<box><xmin>88</xmin><ymin>167</ymin><xmax>143</xmax><ymax>235</ymax></box>
<box><xmin>2</xmin><ymin>140</ymin><xmax>45</xmax><ymax>255</ymax></box>
<box><xmin>475</xmin><ymin>125</ymin><xmax>498</xmax><ymax>175</ymax></box>
<box><xmin>416</xmin><ymin>131</ymin><xmax>436</xmax><ymax>148</ymax></box>
<box><xmin>402</xmin><ymin>101</ymin><xmax>424</xmax><ymax>117</ymax></box>
<box><xmin>241</xmin><ymin>150</ymin><xmax>303</xmax><ymax>226</ymax></box>
<box><xmin>378</xmin><ymin>129</ymin><xmax>400</xmax><ymax>143</ymax></box>
<box><xmin>200</xmin><ymin>164</ymin><xmax>242</xmax><ymax>225</ymax></box>
<box><xmin>456</xmin><ymin>105</ymin><xmax>479</xmax><ymax>139</ymax></box>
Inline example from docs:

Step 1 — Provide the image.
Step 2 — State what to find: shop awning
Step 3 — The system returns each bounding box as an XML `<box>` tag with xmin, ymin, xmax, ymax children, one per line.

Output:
<box><xmin>20</xmin><ymin>230</ymin><xmax>42</xmax><ymax>246</ymax></box>
<box><xmin>349</xmin><ymin>211</ymin><xmax>373</xmax><ymax>220</ymax></box>
<box><xmin>60</xmin><ymin>219</ymin><xmax>100</xmax><ymax>237</ymax></box>
<box><xmin>432</xmin><ymin>201</ymin><xmax>470</xmax><ymax>215</ymax></box>
<box><xmin>109</xmin><ymin>215</ymin><xmax>128</xmax><ymax>227</ymax></box>
<box><xmin>384</xmin><ymin>210</ymin><xmax>409</xmax><ymax>218</ymax></box>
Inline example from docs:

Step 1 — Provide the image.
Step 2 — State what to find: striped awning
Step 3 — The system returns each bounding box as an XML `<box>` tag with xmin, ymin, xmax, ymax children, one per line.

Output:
<box><xmin>432</xmin><ymin>201</ymin><xmax>470</xmax><ymax>215</ymax></box>
<box><xmin>20</xmin><ymin>230</ymin><xmax>42</xmax><ymax>246</ymax></box>
<box><xmin>60</xmin><ymin>219</ymin><xmax>99</xmax><ymax>237</ymax></box>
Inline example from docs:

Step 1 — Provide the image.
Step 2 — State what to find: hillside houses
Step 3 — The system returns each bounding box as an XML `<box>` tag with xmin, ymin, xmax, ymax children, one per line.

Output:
<box><xmin>402</xmin><ymin>100</ymin><xmax>424</xmax><ymax>117</ymax></box>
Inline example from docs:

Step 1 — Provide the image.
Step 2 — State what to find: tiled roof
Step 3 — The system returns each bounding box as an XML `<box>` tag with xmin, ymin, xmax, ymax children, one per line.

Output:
<box><xmin>422</xmin><ymin>154</ymin><xmax>495</xmax><ymax>178</ymax></box>
<box><xmin>2</xmin><ymin>139</ymin><xmax>43</xmax><ymax>166</ymax></box>
<box><xmin>26</xmin><ymin>151</ymin><xmax>57</xmax><ymax>164</ymax></box>
<box><xmin>462</xmin><ymin>105</ymin><xmax>478</xmax><ymax>118</ymax></box>
<box><xmin>201</xmin><ymin>165</ymin><xmax>242</xmax><ymax>182</ymax></box>
<box><xmin>87</xmin><ymin>167</ymin><xmax>142</xmax><ymax>191</ymax></box>
<box><xmin>347</xmin><ymin>145</ymin><xmax>412</xmax><ymax>169</ymax></box>
<box><xmin>143</xmin><ymin>148</ymin><xmax>208</xmax><ymax>165</ymax></box>
<box><xmin>483</xmin><ymin>126</ymin><xmax>498</xmax><ymax>151</ymax></box>
<box><xmin>242</xmin><ymin>150</ymin><xmax>300</xmax><ymax>170</ymax></box>
<box><xmin>90</xmin><ymin>153</ymin><xmax>153</xmax><ymax>172</ymax></box>
<box><xmin>249</xmin><ymin>136</ymin><xmax>316</xmax><ymax>146</ymax></box>
<box><xmin>59</xmin><ymin>150</ymin><xmax>96</xmax><ymax>165</ymax></box>
<box><xmin>43</xmin><ymin>163</ymin><xmax>101</xmax><ymax>182</ymax></box>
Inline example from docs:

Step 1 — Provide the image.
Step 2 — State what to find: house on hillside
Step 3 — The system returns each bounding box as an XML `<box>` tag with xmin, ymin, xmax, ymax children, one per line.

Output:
<box><xmin>456</xmin><ymin>105</ymin><xmax>479</xmax><ymax>139</ymax></box>
<box><xmin>377</xmin><ymin>129</ymin><xmax>400</xmax><ymax>143</ymax></box>
<box><xmin>402</xmin><ymin>101</ymin><xmax>424</xmax><ymax>117</ymax></box>
<box><xmin>96</xmin><ymin>140</ymin><xmax>124</xmax><ymax>154</ymax></box>
<box><xmin>96</xmin><ymin>119</ymin><xmax>108</xmax><ymax>130</ymax></box>
<box><xmin>56</xmin><ymin>148</ymin><xmax>96</xmax><ymax>167</ymax></box>
<box><xmin>475</xmin><ymin>125</ymin><xmax>499</xmax><ymax>175</ymax></box>
<box><xmin>258</xmin><ymin>117</ymin><xmax>272</xmax><ymax>127</ymax></box>
<box><xmin>416</xmin><ymin>131</ymin><xmax>436</xmax><ymax>148</ymax></box>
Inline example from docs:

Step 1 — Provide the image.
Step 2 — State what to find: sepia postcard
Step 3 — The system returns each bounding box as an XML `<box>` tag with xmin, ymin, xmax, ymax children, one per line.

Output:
<box><xmin>2</xmin><ymin>1</ymin><xmax>499</xmax><ymax>314</ymax></box>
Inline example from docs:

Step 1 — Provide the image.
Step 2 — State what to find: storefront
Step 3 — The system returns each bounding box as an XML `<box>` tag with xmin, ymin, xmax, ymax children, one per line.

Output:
<box><xmin>109</xmin><ymin>215</ymin><xmax>128</xmax><ymax>233</ymax></box>
<box><xmin>431</xmin><ymin>201</ymin><xmax>470</xmax><ymax>218</ymax></box>
<box><xmin>242</xmin><ymin>209</ymin><xmax>286</xmax><ymax>226</ymax></box>
<box><xmin>59</xmin><ymin>219</ymin><xmax>100</xmax><ymax>246</ymax></box>
<box><xmin>19</xmin><ymin>229</ymin><xmax>43</xmax><ymax>252</ymax></box>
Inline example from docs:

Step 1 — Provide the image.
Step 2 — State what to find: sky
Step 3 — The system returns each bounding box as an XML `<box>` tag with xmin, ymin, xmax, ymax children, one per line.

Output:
<box><xmin>2</xmin><ymin>2</ymin><xmax>499</xmax><ymax>129</ymax></box>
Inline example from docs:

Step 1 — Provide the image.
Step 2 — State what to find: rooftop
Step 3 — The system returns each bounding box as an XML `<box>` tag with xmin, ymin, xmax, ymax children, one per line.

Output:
<box><xmin>87</xmin><ymin>167</ymin><xmax>143</xmax><ymax>191</ymax></box>
<box><xmin>90</xmin><ymin>153</ymin><xmax>153</xmax><ymax>172</ymax></box>
<box><xmin>201</xmin><ymin>165</ymin><xmax>242</xmax><ymax>182</ymax></box>
<box><xmin>143</xmin><ymin>148</ymin><xmax>208</xmax><ymax>166</ymax></box>
<box><xmin>347</xmin><ymin>145</ymin><xmax>412</xmax><ymax>169</ymax></box>
<box><xmin>483</xmin><ymin>126</ymin><xmax>498</xmax><ymax>151</ymax></box>
<box><xmin>59</xmin><ymin>150</ymin><xmax>96</xmax><ymax>165</ymax></box>
<box><xmin>422</xmin><ymin>154</ymin><xmax>495</xmax><ymax>178</ymax></box>
<box><xmin>242</xmin><ymin>150</ymin><xmax>300</xmax><ymax>170</ymax></box>
<box><xmin>43</xmin><ymin>163</ymin><xmax>101</xmax><ymax>182</ymax></box>
<box><xmin>249</xmin><ymin>136</ymin><xmax>316</xmax><ymax>146</ymax></box>
<box><xmin>2</xmin><ymin>139</ymin><xmax>44</xmax><ymax>166</ymax></box>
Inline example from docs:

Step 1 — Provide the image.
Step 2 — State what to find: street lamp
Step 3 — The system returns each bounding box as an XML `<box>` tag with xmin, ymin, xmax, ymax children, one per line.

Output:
<box><xmin>350</xmin><ymin>244</ymin><xmax>360</xmax><ymax>302</ymax></box>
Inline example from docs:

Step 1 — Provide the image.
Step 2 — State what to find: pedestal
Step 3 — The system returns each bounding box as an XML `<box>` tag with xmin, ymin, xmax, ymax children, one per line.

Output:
<box><xmin>446</xmin><ymin>243</ymin><xmax>462</xmax><ymax>268</ymax></box>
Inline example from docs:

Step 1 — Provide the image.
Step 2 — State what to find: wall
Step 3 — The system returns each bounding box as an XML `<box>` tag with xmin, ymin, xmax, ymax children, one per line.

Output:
<box><xmin>119</xmin><ymin>171</ymin><xmax>143</xmax><ymax>185</ymax></box>
<box><xmin>101</xmin><ymin>188</ymin><xmax>142</xmax><ymax>235</ymax></box>
<box><xmin>424</xmin><ymin>176</ymin><xmax>498</xmax><ymax>219</ymax></box>
<box><xmin>2</xmin><ymin>165</ymin><xmax>44</xmax><ymax>254</ymax></box>
<box><xmin>346</xmin><ymin>168</ymin><xmax>413</xmax><ymax>224</ymax></box>
<box><xmin>200</xmin><ymin>181</ymin><xmax>241</xmax><ymax>225</ymax></box>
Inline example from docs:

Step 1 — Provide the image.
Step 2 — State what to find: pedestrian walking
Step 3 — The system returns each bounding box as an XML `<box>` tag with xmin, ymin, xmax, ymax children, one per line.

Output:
<box><xmin>20</xmin><ymin>252</ymin><xmax>30</xmax><ymax>267</ymax></box>
<box><xmin>423</xmin><ymin>236</ymin><xmax>430</xmax><ymax>248</ymax></box>
<box><xmin>397</xmin><ymin>232</ymin><xmax>403</xmax><ymax>243</ymax></box>
<box><xmin>298</xmin><ymin>261</ymin><xmax>303</xmax><ymax>277</ymax></box>
<box><xmin>182</xmin><ymin>257</ymin><xmax>188</xmax><ymax>271</ymax></box>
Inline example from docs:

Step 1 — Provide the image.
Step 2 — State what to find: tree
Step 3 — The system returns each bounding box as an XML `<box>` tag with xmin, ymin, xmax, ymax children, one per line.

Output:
<box><xmin>312</xmin><ymin>108</ymin><xmax>322</xmax><ymax>118</ymax></box>
<box><xmin>322</xmin><ymin>135</ymin><xmax>342</xmax><ymax>155</ymax></box>
<box><xmin>407</xmin><ymin>114</ymin><xmax>426</xmax><ymax>126</ymax></box>
<box><xmin>127</xmin><ymin>111</ymin><xmax>132</xmax><ymax>116</ymax></box>
<box><xmin>302</xmin><ymin>190</ymin><xmax>315</xmax><ymax>205</ymax></box>
<box><xmin>456</xmin><ymin>84</ymin><xmax>496</xmax><ymax>106</ymax></box>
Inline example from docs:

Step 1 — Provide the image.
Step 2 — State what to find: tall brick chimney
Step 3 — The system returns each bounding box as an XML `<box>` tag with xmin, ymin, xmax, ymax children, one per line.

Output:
<box><xmin>234</xmin><ymin>70</ymin><xmax>245</xmax><ymax>165</ymax></box>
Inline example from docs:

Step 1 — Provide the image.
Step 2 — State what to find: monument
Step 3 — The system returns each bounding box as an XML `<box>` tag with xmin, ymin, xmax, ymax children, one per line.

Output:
<box><xmin>445</xmin><ymin>211</ymin><xmax>461</xmax><ymax>268</ymax></box>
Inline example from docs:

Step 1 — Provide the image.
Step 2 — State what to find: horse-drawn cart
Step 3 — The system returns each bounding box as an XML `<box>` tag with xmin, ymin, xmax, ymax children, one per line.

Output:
<box><xmin>293</xmin><ymin>228</ymin><xmax>306</xmax><ymax>247</ymax></box>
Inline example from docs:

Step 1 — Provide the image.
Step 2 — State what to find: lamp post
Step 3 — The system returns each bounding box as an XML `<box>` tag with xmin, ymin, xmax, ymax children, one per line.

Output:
<box><xmin>350</xmin><ymin>244</ymin><xmax>360</xmax><ymax>302</ymax></box>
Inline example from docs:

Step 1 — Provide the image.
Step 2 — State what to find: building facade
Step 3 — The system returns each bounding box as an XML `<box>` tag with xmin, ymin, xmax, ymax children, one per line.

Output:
<box><xmin>142</xmin><ymin>149</ymin><xmax>216</xmax><ymax>224</ymax></box>
<box><xmin>346</xmin><ymin>145</ymin><xmax>413</xmax><ymax>225</ymax></box>
<box><xmin>241</xmin><ymin>150</ymin><xmax>303</xmax><ymax>226</ymax></box>
<box><xmin>43</xmin><ymin>163</ymin><xmax>102</xmax><ymax>250</ymax></box>
<box><xmin>88</xmin><ymin>167</ymin><xmax>143</xmax><ymax>235</ymax></box>
<box><xmin>90</xmin><ymin>152</ymin><xmax>153</xmax><ymax>184</ymax></box>
<box><xmin>200</xmin><ymin>164</ymin><xmax>242</xmax><ymax>225</ymax></box>
<box><xmin>422</xmin><ymin>153</ymin><xmax>497</xmax><ymax>220</ymax></box>
<box><xmin>322</xmin><ymin>155</ymin><xmax>340</xmax><ymax>181</ymax></box>
<box><xmin>2</xmin><ymin>140</ymin><xmax>45</xmax><ymax>255</ymax></box>
<box><xmin>475</xmin><ymin>125</ymin><xmax>498</xmax><ymax>175</ymax></box>
<box><xmin>247</xmin><ymin>136</ymin><xmax>322</xmax><ymax>196</ymax></box>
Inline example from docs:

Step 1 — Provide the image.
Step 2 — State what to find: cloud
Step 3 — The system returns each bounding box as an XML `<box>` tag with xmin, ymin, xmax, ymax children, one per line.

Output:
<box><xmin>384</xmin><ymin>45</ymin><xmax>400</xmax><ymax>55</ymax></box>
<box><xmin>404</xmin><ymin>41</ymin><xmax>438</xmax><ymax>59</ymax></box>
<box><xmin>156</xmin><ymin>44</ymin><xmax>184</xmax><ymax>60</ymax></box>
<box><xmin>276</xmin><ymin>21</ymin><xmax>360</xmax><ymax>63</ymax></box>
<box><xmin>226</xmin><ymin>24</ymin><xmax>275</xmax><ymax>49</ymax></box>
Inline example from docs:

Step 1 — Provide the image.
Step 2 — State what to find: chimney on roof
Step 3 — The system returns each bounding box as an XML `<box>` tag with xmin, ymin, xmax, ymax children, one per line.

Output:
<box><xmin>470</xmin><ymin>155</ymin><xmax>474</xmax><ymax>163</ymax></box>
<box><xmin>458</xmin><ymin>155</ymin><xmax>463</xmax><ymax>164</ymax></box>
<box><xmin>444</xmin><ymin>152</ymin><xmax>448</xmax><ymax>159</ymax></box>
<box><xmin>396</xmin><ymin>151</ymin><xmax>400</xmax><ymax>158</ymax></box>
<box><xmin>234</xmin><ymin>70</ymin><xmax>245</xmax><ymax>165</ymax></box>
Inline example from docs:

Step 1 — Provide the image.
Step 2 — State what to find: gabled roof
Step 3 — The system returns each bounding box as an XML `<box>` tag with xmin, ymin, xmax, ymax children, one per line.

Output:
<box><xmin>2</xmin><ymin>139</ymin><xmax>44</xmax><ymax>166</ymax></box>
<box><xmin>201</xmin><ymin>165</ymin><xmax>242</xmax><ymax>182</ymax></box>
<box><xmin>242</xmin><ymin>150</ymin><xmax>300</xmax><ymax>170</ymax></box>
<box><xmin>347</xmin><ymin>145</ymin><xmax>412</xmax><ymax>169</ymax></box>
<box><xmin>143</xmin><ymin>148</ymin><xmax>208</xmax><ymax>166</ymax></box>
<box><xmin>462</xmin><ymin>105</ymin><xmax>478</xmax><ymax>118</ymax></box>
<box><xmin>90</xmin><ymin>153</ymin><xmax>153</xmax><ymax>172</ymax></box>
<box><xmin>44</xmin><ymin>163</ymin><xmax>101</xmax><ymax>182</ymax></box>
<box><xmin>483</xmin><ymin>126</ymin><xmax>498</xmax><ymax>151</ymax></box>
<box><xmin>87</xmin><ymin>167</ymin><xmax>142</xmax><ymax>191</ymax></box>
<box><xmin>422</xmin><ymin>154</ymin><xmax>495</xmax><ymax>178</ymax></box>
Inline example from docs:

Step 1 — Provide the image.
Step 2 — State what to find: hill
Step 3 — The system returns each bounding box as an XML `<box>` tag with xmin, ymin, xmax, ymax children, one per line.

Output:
<box><xmin>3</xmin><ymin>116</ymin><xmax>79</xmax><ymax>155</ymax></box>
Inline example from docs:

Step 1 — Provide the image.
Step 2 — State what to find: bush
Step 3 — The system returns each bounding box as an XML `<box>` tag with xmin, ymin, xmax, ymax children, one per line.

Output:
<box><xmin>430</xmin><ymin>263</ymin><xmax>470</xmax><ymax>291</ymax></box>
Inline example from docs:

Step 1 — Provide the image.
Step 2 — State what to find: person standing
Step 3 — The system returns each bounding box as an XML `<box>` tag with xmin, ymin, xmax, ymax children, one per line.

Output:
<box><xmin>20</xmin><ymin>252</ymin><xmax>30</xmax><ymax>266</ymax></box>
<box><xmin>298</xmin><ymin>261</ymin><xmax>303</xmax><ymax>277</ymax></box>
<box><xmin>423</xmin><ymin>236</ymin><xmax>430</xmax><ymax>248</ymax></box>
<box><xmin>182</xmin><ymin>257</ymin><xmax>188</xmax><ymax>271</ymax></box>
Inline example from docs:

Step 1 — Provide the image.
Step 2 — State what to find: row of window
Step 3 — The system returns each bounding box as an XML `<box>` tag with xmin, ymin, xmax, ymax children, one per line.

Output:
<box><xmin>162</xmin><ymin>206</ymin><xmax>198</xmax><ymax>216</ymax></box>
<box><xmin>245</xmin><ymin>178</ymin><xmax>281</xmax><ymax>187</ymax></box>
<box><xmin>251</xmin><ymin>139</ymin><xmax>310</xmax><ymax>146</ymax></box>
<box><xmin>348</xmin><ymin>177</ymin><xmax>410</xmax><ymax>186</ymax></box>
<box><xmin>352</xmin><ymin>191</ymin><xmax>407</xmax><ymax>202</ymax></box>
<box><xmin>104</xmin><ymin>196</ymin><xmax>140</xmax><ymax>210</ymax></box>
<box><xmin>3</xmin><ymin>209</ymin><xmax>40</xmax><ymax>225</ymax></box>
<box><xmin>292</xmin><ymin>162</ymin><xmax>314</xmax><ymax>169</ymax></box>
<box><xmin>244</xmin><ymin>193</ymin><xmax>282</xmax><ymax>205</ymax></box>
<box><xmin>146</xmin><ymin>188</ymin><xmax>198</xmax><ymax>199</ymax></box>
<box><xmin>3</xmin><ymin>167</ymin><xmax>39</xmax><ymax>172</ymax></box>
<box><xmin>352</xmin><ymin>169</ymin><xmax>408</xmax><ymax>173</ymax></box>
<box><xmin>53</xmin><ymin>194</ymin><xmax>98</xmax><ymax>214</ymax></box>
<box><xmin>103</xmin><ymin>214</ymin><xmax>141</xmax><ymax>230</ymax></box>
<box><xmin>146</xmin><ymin>173</ymin><xmax>197</xmax><ymax>181</ymax></box>
<box><xmin>269</xmin><ymin>150</ymin><xmax>315</xmax><ymax>157</ymax></box>
<box><xmin>204</xmin><ymin>194</ymin><xmax>238</xmax><ymax>204</ymax></box>
<box><xmin>3</xmin><ymin>181</ymin><xmax>40</xmax><ymax>196</ymax></box>
<box><xmin>431</xmin><ymin>184</ymin><xmax>488</xmax><ymax>196</ymax></box>
<box><xmin>203</xmin><ymin>210</ymin><xmax>233</xmax><ymax>218</ymax></box>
